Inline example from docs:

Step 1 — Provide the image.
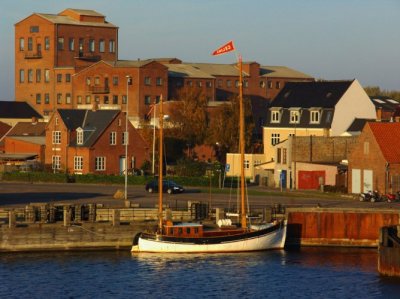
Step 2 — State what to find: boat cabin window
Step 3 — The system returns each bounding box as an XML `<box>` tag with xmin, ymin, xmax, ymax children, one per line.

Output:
<box><xmin>178</xmin><ymin>228</ymin><xmax>183</xmax><ymax>235</ymax></box>
<box><xmin>169</xmin><ymin>228</ymin><xmax>173</xmax><ymax>235</ymax></box>
<box><xmin>186</xmin><ymin>228</ymin><xmax>191</xmax><ymax>234</ymax></box>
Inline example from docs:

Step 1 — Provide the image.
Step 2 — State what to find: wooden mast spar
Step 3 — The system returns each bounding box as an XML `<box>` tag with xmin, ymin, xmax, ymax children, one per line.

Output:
<box><xmin>158</xmin><ymin>95</ymin><xmax>164</xmax><ymax>233</ymax></box>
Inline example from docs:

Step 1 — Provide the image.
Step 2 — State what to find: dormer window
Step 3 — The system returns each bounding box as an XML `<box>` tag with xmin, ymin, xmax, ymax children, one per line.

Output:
<box><xmin>271</xmin><ymin>110</ymin><xmax>281</xmax><ymax>123</ymax></box>
<box><xmin>77</xmin><ymin>128</ymin><xmax>83</xmax><ymax>145</ymax></box>
<box><xmin>289</xmin><ymin>109</ymin><xmax>300</xmax><ymax>124</ymax></box>
<box><xmin>310</xmin><ymin>109</ymin><xmax>321</xmax><ymax>124</ymax></box>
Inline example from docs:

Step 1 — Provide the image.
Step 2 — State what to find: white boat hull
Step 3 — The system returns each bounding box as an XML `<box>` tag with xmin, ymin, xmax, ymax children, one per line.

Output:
<box><xmin>131</xmin><ymin>221</ymin><xmax>287</xmax><ymax>253</ymax></box>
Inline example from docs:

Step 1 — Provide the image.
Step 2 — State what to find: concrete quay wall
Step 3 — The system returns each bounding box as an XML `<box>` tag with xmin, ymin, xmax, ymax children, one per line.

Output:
<box><xmin>286</xmin><ymin>208</ymin><xmax>400</xmax><ymax>247</ymax></box>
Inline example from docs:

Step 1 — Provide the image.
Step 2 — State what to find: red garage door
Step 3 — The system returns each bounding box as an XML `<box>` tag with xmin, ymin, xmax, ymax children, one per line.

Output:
<box><xmin>298</xmin><ymin>171</ymin><xmax>325</xmax><ymax>190</ymax></box>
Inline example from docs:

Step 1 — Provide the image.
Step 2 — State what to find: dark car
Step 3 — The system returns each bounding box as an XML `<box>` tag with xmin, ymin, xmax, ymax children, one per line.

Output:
<box><xmin>145</xmin><ymin>180</ymin><xmax>185</xmax><ymax>194</ymax></box>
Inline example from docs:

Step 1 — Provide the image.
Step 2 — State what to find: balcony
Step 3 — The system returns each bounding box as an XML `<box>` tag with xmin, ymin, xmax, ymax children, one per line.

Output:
<box><xmin>75</xmin><ymin>52</ymin><xmax>101</xmax><ymax>62</ymax></box>
<box><xmin>24</xmin><ymin>51</ymin><xmax>42</xmax><ymax>59</ymax></box>
<box><xmin>89</xmin><ymin>86</ymin><xmax>110</xmax><ymax>94</ymax></box>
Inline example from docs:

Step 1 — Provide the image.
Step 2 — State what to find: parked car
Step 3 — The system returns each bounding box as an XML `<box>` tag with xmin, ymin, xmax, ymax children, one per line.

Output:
<box><xmin>145</xmin><ymin>180</ymin><xmax>184</xmax><ymax>194</ymax></box>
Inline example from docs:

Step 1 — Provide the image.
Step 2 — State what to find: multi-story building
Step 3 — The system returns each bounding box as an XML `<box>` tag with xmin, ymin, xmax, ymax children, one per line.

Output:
<box><xmin>15</xmin><ymin>8</ymin><xmax>118</xmax><ymax>117</ymax></box>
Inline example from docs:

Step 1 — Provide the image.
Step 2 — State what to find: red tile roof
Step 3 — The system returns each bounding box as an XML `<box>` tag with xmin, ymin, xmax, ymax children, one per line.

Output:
<box><xmin>368</xmin><ymin>122</ymin><xmax>400</xmax><ymax>163</ymax></box>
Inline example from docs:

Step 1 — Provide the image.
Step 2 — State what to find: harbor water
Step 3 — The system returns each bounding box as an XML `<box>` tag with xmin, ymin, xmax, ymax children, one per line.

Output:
<box><xmin>1</xmin><ymin>248</ymin><xmax>400</xmax><ymax>298</ymax></box>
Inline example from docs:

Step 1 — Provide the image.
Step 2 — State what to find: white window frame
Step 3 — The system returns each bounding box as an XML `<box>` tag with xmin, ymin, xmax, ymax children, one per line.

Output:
<box><xmin>310</xmin><ymin>110</ymin><xmax>320</xmax><ymax>124</ymax></box>
<box><xmin>52</xmin><ymin>131</ymin><xmax>61</xmax><ymax>144</ymax></box>
<box><xmin>290</xmin><ymin>110</ymin><xmax>300</xmax><ymax>124</ymax></box>
<box><xmin>110</xmin><ymin>131</ymin><xmax>117</xmax><ymax>145</ymax></box>
<box><xmin>74</xmin><ymin>156</ymin><xmax>83</xmax><ymax>171</ymax></box>
<box><xmin>95</xmin><ymin>157</ymin><xmax>106</xmax><ymax>171</ymax></box>
<box><xmin>271</xmin><ymin>133</ymin><xmax>280</xmax><ymax>146</ymax></box>
<box><xmin>52</xmin><ymin>155</ymin><xmax>61</xmax><ymax>170</ymax></box>
<box><xmin>244</xmin><ymin>160</ymin><xmax>250</xmax><ymax>169</ymax></box>
<box><xmin>271</xmin><ymin>110</ymin><xmax>281</xmax><ymax>123</ymax></box>
<box><xmin>122</xmin><ymin>132</ymin><xmax>128</xmax><ymax>145</ymax></box>
<box><xmin>76</xmin><ymin>128</ymin><xmax>83</xmax><ymax>145</ymax></box>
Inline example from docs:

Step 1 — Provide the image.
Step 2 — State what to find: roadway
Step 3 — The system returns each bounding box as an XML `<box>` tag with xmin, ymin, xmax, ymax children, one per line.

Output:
<box><xmin>1</xmin><ymin>181</ymin><xmax>399</xmax><ymax>211</ymax></box>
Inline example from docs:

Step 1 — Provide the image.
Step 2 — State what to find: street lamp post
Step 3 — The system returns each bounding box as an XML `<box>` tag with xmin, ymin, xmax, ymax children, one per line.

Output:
<box><xmin>125</xmin><ymin>75</ymin><xmax>132</xmax><ymax>206</ymax></box>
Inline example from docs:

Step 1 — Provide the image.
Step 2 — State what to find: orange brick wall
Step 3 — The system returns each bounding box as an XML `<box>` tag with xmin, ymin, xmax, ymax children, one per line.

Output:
<box><xmin>4</xmin><ymin>137</ymin><xmax>45</xmax><ymax>164</ymax></box>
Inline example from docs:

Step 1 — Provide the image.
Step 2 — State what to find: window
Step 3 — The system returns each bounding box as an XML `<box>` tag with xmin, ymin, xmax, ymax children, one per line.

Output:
<box><xmin>187</xmin><ymin>80</ymin><xmax>192</xmax><ymax>87</ymax></box>
<box><xmin>276</xmin><ymin>81</ymin><xmax>281</xmax><ymax>89</ymax></box>
<box><xmin>30</xmin><ymin>26</ymin><xmax>39</xmax><ymax>33</ymax></box>
<box><xmin>77</xmin><ymin>95</ymin><xmax>82</xmax><ymax>104</ymax></box>
<box><xmin>110</xmin><ymin>132</ymin><xmax>117</xmax><ymax>145</ymax></box>
<box><xmin>45</xmin><ymin>69</ymin><xmax>50</xmax><ymax>83</ymax></box>
<box><xmin>260</xmin><ymin>81</ymin><xmax>265</xmax><ymax>88</ymax></box>
<box><xmin>206</xmin><ymin>81</ymin><xmax>212</xmax><ymax>88</ymax></box>
<box><xmin>109</xmin><ymin>40</ymin><xmax>115</xmax><ymax>53</ymax></box>
<box><xmin>36</xmin><ymin>69</ymin><xmax>41</xmax><ymax>82</ymax></box>
<box><xmin>290</xmin><ymin>110</ymin><xmax>300</xmax><ymax>124</ymax></box>
<box><xmin>144</xmin><ymin>77</ymin><xmax>151</xmax><ymax>85</ymax></box>
<box><xmin>235</xmin><ymin>80</ymin><xmax>239</xmax><ymax>88</ymax></box>
<box><xmin>89</xmin><ymin>39</ymin><xmax>95</xmax><ymax>52</ymax></box>
<box><xmin>197</xmin><ymin>81</ymin><xmax>202</xmax><ymax>87</ymax></box>
<box><xmin>122</xmin><ymin>132</ymin><xmax>128</xmax><ymax>145</ymax></box>
<box><xmin>69</xmin><ymin>38</ymin><xmax>74</xmax><ymax>51</ymax></box>
<box><xmin>86</xmin><ymin>77</ymin><xmax>91</xmax><ymax>86</ymax></box>
<box><xmin>310</xmin><ymin>110</ymin><xmax>320</xmax><ymax>124</ymax></box>
<box><xmin>271</xmin><ymin>133</ymin><xmax>280</xmax><ymax>146</ymax></box>
<box><xmin>267</xmin><ymin>81</ymin><xmax>273</xmax><ymax>89</ymax></box>
<box><xmin>364</xmin><ymin>142</ymin><xmax>369</xmax><ymax>155</ymax></box>
<box><xmin>218</xmin><ymin>79</ymin><xmax>223</xmax><ymax>87</ymax></box>
<box><xmin>76</xmin><ymin>128</ymin><xmax>83</xmax><ymax>145</ymax></box>
<box><xmin>95</xmin><ymin>157</ymin><xmax>106</xmax><ymax>171</ymax></box>
<box><xmin>66</xmin><ymin>93</ymin><xmax>71</xmax><ymax>104</ymax></box>
<box><xmin>144</xmin><ymin>95</ymin><xmax>151</xmax><ymax>105</ymax></box>
<box><xmin>85</xmin><ymin>95</ymin><xmax>91</xmax><ymax>103</ymax></box>
<box><xmin>94</xmin><ymin>77</ymin><xmax>100</xmax><ymax>85</ymax></box>
<box><xmin>45</xmin><ymin>93</ymin><xmax>50</xmax><ymax>104</ymax></box>
<box><xmin>52</xmin><ymin>156</ymin><xmax>61</xmax><ymax>170</ymax></box>
<box><xmin>19</xmin><ymin>38</ymin><xmax>24</xmax><ymax>51</ymax></box>
<box><xmin>155</xmin><ymin>95</ymin><xmax>161</xmax><ymax>103</ymax></box>
<box><xmin>122</xmin><ymin>95</ymin><xmax>127</xmax><ymax>104</ymax></box>
<box><xmin>57</xmin><ymin>37</ymin><xmax>64</xmax><ymax>50</ymax></box>
<box><xmin>104</xmin><ymin>96</ymin><xmax>109</xmax><ymax>104</ymax></box>
<box><xmin>65</xmin><ymin>74</ymin><xmax>71</xmax><ymax>83</ymax></box>
<box><xmin>74</xmin><ymin>156</ymin><xmax>83</xmax><ymax>171</ymax></box>
<box><xmin>156</xmin><ymin>77</ymin><xmax>163</xmax><ymax>86</ymax></box>
<box><xmin>227</xmin><ymin>80</ymin><xmax>232</xmax><ymax>87</ymax></box>
<box><xmin>45</xmin><ymin>37</ymin><xmax>50</xmax><ymax>50</ymax></box>
<box><xmin>57</xmin><ymin>74</ymin><xmax>62</xmax><ymax>83</ymax></box>
<box><xmin>277</xmin><ymin>148</ymin><xmax>282</xmax><ymax>163</ymax></box>
<box><xmin>113</xmin><ymin>95</ymin><xmax>118</xmax><ymax>104</ymax></box>
<box><xmin>95</xmin><ymin>96</ymin><xmax>100</xmax><ymax>103</ymax></box>
<box><xmin>19</xmin><ymin>69</ymin><xmax>25</xmax><ymax>83</ymax></box>
<box><xmin>52</xmin><ymin>131</ymin><xmax>61</xmax><ymax>144</ymax></box>
<box><xmin>57</xmin><ymin>93</ymin><xmax>62</xmax><ymax>104</ymax></box>
<box><xmin>282</xmin><ymin>148</ymin><xmax>287</xmax><ymax>164</ymax></box>
<box><xmin>99</xmin><ymin>39</ymin><xmax>105</xmax><ymax>52</ymax></box>
<box><xmin>244</xmin><ymin>80</ymin><xmax>248</xmax><ymax>88</ymax></box>
<box><xmin>244</xmin><ymin>160</ymin><xmax>250</xmax><ymax>169</ymax></box>
<box><xmin>28</xmin><ymin>69</ymin><xmax>33</xmax><ymax>83</ymax></box>
<box><xmin>28</xmin><ymin>37</ymin><xmax>33</xmax><ymax>51</ymax></box>
<box><xmin>271</xmin><ymin>111</ymin><xmax>281</xmax><ymax>123</ymax></box>
<box><xmin>112</xmin><ymin>76</ymin><xmax>119</xmax><ymax>86</ymax></box>
<box><xmin>36</xmin><ymin>94</ymin><xmax>41</xmax><ymax>104</ymax></box>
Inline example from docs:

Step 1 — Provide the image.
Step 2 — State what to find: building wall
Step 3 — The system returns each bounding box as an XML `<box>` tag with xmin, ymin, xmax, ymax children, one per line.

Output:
<box><xmin>332</xmin><ymin>80</ymin><xmax>376</xmax><ymax>136</ymax></box>
<box><xmin>4</xmin><ymin>137</ymin><xmax>45</xmax><ymax>164</ymax></box>
<box><xmin>348</xmin><ymin>124</ymin><xmax>400</xmax><ymax>193</ymax></box>
<box><xmin>226</xmin><ymin>153</ymin><xmax>266</xmax><ymax>180</ymax></box>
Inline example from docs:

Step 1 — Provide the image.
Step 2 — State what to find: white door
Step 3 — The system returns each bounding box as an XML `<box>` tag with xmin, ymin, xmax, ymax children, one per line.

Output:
<box><xmin>351</xmin><ymin>169</ymin><xmax>361</xmax><ymax>194</ymax></box>
<box><xmin>120</xmin><ymin>156</ymin><xmax>126</xmax><ymax>175</ymax></box>
<box><xmin>363</xmin><ymin>169</ymin><xmax>373</xmax><ymax>192</ymax></box>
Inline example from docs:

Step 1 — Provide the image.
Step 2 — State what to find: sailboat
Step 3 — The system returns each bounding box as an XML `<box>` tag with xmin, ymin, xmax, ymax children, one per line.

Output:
<box><xmin>131</xmin><ymin>52</ymin><xmax>286</xmax><ymax>253</ymax></box>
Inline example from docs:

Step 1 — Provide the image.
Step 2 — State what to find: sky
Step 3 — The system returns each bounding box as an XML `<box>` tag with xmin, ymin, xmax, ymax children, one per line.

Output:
<box><xmin>1</xmin><ymin>0</ymin><xmax>399</xmax><ymax>100</ymax></box>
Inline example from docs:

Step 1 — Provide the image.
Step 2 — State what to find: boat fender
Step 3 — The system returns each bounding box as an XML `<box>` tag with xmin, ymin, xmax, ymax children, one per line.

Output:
<box><xmin>217</xmin><ymin>219</ymin><xmax>232</xmax><ymax>227</ymax></box>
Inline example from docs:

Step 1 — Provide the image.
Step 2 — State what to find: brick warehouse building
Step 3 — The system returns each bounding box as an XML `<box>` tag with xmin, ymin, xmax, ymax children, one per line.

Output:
<box><xmin>15</xmin><ymin>8</ymin><xmax>118</xmax><ymax>117</ymax></box>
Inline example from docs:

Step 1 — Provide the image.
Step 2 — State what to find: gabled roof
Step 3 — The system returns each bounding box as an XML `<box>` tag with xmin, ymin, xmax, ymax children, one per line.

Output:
<box><xmin>370</xmin><ymin>96</ymin><xmax>400</xmax><ymax>111</ymax></box>
<box><xmin>57</xmin><ymin>109</ymin><xmax>120</xmax><ymax>147</ymax></box>
<box><xmin>6</xmin><ymin>136</ymin><xmax>46</xmax><ymax>145</ymax></box>
<box><xmin>368</xmin><ymin>122</ymin><xmax>400</xmax><ymax>163</ymax></box>
<box><xmin>165</xmin><ymin>64</ymin><xmax>215</xmax><ymax>79</ymax></box>
<box><xmin>271</xmin><ymin>80</ymin><xmax>354</xmax><ymax>108</ymax></box>
<box><xmin>0</xmin><ymin>121</ymin><xmax>12</xmax><ymax>138</ymax></box>
<box><xmin>347</xmin><ymin>118</ymin><xmax>375</xmax><ymax>133</ymax></box>
<box><xmin>186</xmin><ymin>63</ymin><xmax>245</xmax><ymax>77</ymax></box>
<box><xmin>0</xmin><ymin>101</ymin><xmax>42</xmax><ymax>119</ymax></box>
<box><xmin>61</xmin><ymin>8</ymin><xmax>105</xmax><ymax>17</ymax></box>
<box><xmin>7</xmin><ymin>122</ymin><xmax>46</xmax><ymax>136</ymax></box>
<box><xmin>260</xmin><ymin>66</ymin><xmax>313</xmax><ymax>79</ymax></box>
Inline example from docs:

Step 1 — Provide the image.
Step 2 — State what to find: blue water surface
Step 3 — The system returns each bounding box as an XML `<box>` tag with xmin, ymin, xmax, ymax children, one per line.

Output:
<box><xmin>1</xmin><ymin>247</ymin><xmax>399</xmax><ymax>299</ymax></box>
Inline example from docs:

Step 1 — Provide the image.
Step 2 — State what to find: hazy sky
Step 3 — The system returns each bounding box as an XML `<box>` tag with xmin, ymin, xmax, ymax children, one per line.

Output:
<box><xmin>1</xmin><ymin>0</ymin><xmax>399</xmax><ymax>100</ymax></box>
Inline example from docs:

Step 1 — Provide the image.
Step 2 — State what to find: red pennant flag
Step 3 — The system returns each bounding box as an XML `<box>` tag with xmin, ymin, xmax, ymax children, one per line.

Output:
<box><xmin>212</xmin><ymin>40</ymin><xmax>235</xmax><ymax>56</ymax></box>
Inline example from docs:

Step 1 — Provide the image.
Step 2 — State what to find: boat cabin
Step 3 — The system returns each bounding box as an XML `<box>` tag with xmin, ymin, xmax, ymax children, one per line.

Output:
<box><xmin>164</xmin><ymin>222</ymin><xmax>204</xmax><ymax>237</ymax></box>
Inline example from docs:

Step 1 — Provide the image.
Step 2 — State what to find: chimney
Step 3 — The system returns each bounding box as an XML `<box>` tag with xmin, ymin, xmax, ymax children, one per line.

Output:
<box><xmin>376</xmin><ymin>107</ymin><xmax>382</xmax><ymax>122</ymax></box>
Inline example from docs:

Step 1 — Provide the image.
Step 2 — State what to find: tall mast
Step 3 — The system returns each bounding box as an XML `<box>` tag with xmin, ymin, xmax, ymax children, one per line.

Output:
<box><xmin>239</xmin><ymin>55</ymin><xmax>247</xmax><ymax>229</ymax></box>
<box><xmin>158</xmin><ymin>95</ymin><xmax>164</xmax><ymax>233</ymax></box>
